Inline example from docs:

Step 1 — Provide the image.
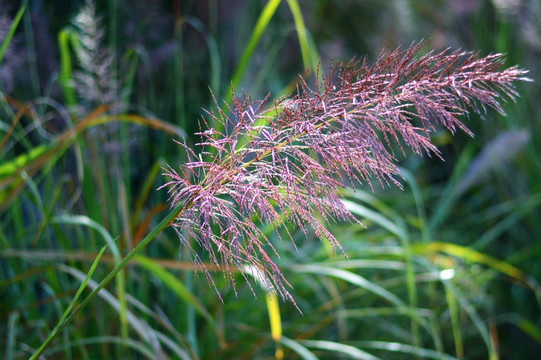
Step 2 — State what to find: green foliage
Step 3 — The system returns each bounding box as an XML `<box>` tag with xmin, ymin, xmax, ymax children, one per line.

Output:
<box><xmin>1</xmin><ymin>1</ymin><xmax>540</xmax><ymax>359</ymax></box>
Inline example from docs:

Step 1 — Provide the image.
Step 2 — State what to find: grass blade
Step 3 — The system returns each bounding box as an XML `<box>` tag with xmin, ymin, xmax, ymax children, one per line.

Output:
<box><xmin>290</xmin><ymin>264</ymin><xmax>405</xmax><ymax>307</ymax></box>
<box><xmin>301</xmin><ymin>340</ymin><xmax>380</xmax><ymax>360</ymax></box>
<box><xmin>266</xmin><ymin>292</ymin><xmax>284</xmax><ymax>360</ymax></box>
<box><xmin>229</xmin><ymin>0</ymin><xmax>282</xmax><ymax>93</ymax></box>
<box><xmin>357</xmin><ymin>341</ymin><xmax>457</xmax><ymax>360</ymax></box>
<box><xmin>31</xmin><ymin>202</ymin><xmax>185</xmax><ymax>355</ymax></box>
<box><xmin>0</xmin><ymin>1</ymin><xmax>26</xmax><ymax>64</ymax></box>
<box><xmin>30</xmin><ymin>245</ymin><xmax>108</xmax><ymax>360</ymax></box>
<box><xmin>57</xmin><ymin>28</ymin><xmax>77</xmax><ymax>109</ymax></box>
<box><xmin>280</xmin><ymin>336</ymin><xmax>318</xmax><ymax>360</ymax></box>
<box><xmin>51</xmin><ymin>214</ymin><xmax>128</xmax><ymax>339</ymax></box>
<box><xmin>285</xmin><ymin>0</ymin><xmax>318</xmax><ymax>71</ymax></box>
<box><xmin>134</xmin><ymin>253</ymin><xmax>225</xmax><ymax>346</ymax></box>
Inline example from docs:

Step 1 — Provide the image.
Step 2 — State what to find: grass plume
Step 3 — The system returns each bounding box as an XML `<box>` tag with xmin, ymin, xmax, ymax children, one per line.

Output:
<box><xmin>72</xmin><ymin>0</ymin><xmax>117</xmax><ymax>107</ymax></box>
<box><xmin>160</xmin><ymin>42</ymin><xmax>530</xmax><ymax>303</ymax></box>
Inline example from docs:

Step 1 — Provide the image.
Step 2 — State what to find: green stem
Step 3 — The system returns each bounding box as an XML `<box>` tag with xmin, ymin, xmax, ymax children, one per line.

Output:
<box><xmin>32</xmin><ymin>202</ymin><xmax>185</xmax><ymax>357</ymax></box>
<box><xmin>0</xmin><ymin>1</ymin><xmax>26</xmax><ymax>64</ymax></box>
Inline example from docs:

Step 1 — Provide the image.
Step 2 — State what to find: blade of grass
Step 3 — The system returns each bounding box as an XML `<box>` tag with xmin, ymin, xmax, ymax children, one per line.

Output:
<box><xmin>266</xmin><ymin>292</ymin><xmax>284</xmax><ymax>360</ymax></box>
<box><xmin>134</xmin><ymin>254</ymin><xmax>225</xmax><ymax>347</ymax></box>
<box><xmin>356</xmin><ymin>341</ymin><xmax>457</xmax><ymax>360</ymax></box>
<box><xmin>333</xmin><ymin>307</ymin><xmax>438</xmax><ymax>346</ymax></box>
<box><xmin>31</xmin><ymin>202</ymin><xmax>185</xmax><ymax>357</ymax></box>
<box><xmin>0</xmin><ymin>249</ymin><xmax>223</xmax><ymax>272</ymax></box>
<box><xmin>57</xmin><ymin>28</ymin><xmax>77</xmax><ymax>109</ymax></box>
<box><xmin>0</xmin><ymin>0</ymin><xmax>26</xmax><ymax>64</ymax></box>
<box><xmin>280</xmin><ymin>336</ymin><xmax>318</xmax><ymax>360</ymax></box>
<box><xmin>130</xmin><ymin>159</ymin><xmax>165</xmax><ymax>233</ymax></box>
<box><xmin>290</xmin><ymin>264</ymin><xmax>405</xmax><ymax>307</ymax></box>
<box><xmin>30</xmin><ymin>244</ymin><xmax>108</xmax><ymax>360</ymax></box>
<box><xmin>229</xmin><ymin>0</ymin><xmax>282</xmax><ymax>96</ymax></box>
<box><xmin>441</xmin><ymin>279</ymin><xmax>495</xmax><ymax>359</ymax></box>
<box><xmin>341</xmin><ymin>199</ymin><xmax>405</xmax><ymax>238</ymax></box>
<box><xmin>444</xmin><ymin>283</ymin><xmax>464</xmax><ymax>359</ymax></box>
<box><xmin>428</xmin><ymin>144</ymin><xmax>476</xmax><ymax>233</ymax></box>
<box><xmin>58</xmin><ymin>265</ymin><xmax>170</xmax><ymax>359</ymax></box>
<box><xmin>5</xmin><ymin>311</ymin><xmax>19</xmax><ymax>360</ymax></box>
<box><xmin>301</xmin><ymin>340</ymin><xmax>380</xmax><ymax>360</ymax></box>
<box><xmin>414</xmin><ymin>241</ymin><xmax>541</xmax><ymax>301</ymax></box>
<box><xmin>498</xmin><ymin>313</ymin><xmax>541</xmax><ymax>346</ymax></box>
<box><xmin>342</xmin><ymin>197</ymin><xmax>420</xmax><ymax>348</ymax></box>
<box><xmin>184</xmin><ymin>16</ymin><xmax>222</xmax><ymax>97</ymax></box>
<box><xmin>242</xmin><ymin>264</ymin><xmax>284</xmax><ymax>358</ymax></box>
<box><xmin>50</xmin><ymin>215</ymin><xmax>128</xmax><ymax>340</ymax></box>
<box><xmin>42</xmin><ymin>336</ymin><xmax>157</xmax><ymax>360</ymax></box>
<box><xmin>285</xmin><ymin>0</ymin><xmax>318</xmax><ymax>71</ymax></box>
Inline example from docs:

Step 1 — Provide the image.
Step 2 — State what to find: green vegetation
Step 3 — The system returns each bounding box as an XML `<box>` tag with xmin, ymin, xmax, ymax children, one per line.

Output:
<box><xmin>1</xmin><ymin>1</ymin><xmax>539</xmax><ymax>359</ymax></box>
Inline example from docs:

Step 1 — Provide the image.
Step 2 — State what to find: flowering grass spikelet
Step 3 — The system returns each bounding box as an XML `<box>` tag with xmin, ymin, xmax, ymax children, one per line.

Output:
<box><xmin>160</xmin><ymin>42</ymin><xmax>530</xmax><ymax>303</ymax></box>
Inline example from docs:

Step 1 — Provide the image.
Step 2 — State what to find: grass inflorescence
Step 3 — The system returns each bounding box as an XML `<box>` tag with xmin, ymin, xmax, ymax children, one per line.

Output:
<box><xmin>161</xmin><ymin>42</ymin><xmax>530</xmax><ymax>304</ymax></box>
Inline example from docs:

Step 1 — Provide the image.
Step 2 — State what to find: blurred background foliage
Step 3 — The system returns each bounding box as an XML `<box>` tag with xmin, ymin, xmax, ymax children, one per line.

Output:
<box><xmin>1</xmin><ymin>0</ymin><xmax>540</xmax><ymax>359</ymax></box>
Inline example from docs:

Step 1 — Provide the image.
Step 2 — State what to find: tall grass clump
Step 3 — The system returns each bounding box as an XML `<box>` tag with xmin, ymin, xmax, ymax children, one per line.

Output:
<box><xmin>160</xmin><ymin>42</ymin><xmax>530</xmax><ymax>304</ymax></box>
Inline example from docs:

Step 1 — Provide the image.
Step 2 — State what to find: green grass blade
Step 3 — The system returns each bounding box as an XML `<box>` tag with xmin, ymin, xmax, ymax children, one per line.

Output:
<box><xmin>442</xmin><ymin>280</ymin><xmax>494</xmax><ymax>358</ymax></box>
<box><xmin>57</xmin><ymin>29</ymin><xmax>77</xmax><ymax>109</ymax></box>
<box><xmin>43</xmin><ymin>336</ymin><xmax>156</xmax><ymax>360</ymax></box>
<box><xmin>415</xmin><ymin>241</ymin><xmax>541</xmax><ymax>308</ymax></box>
<box><xmin>130</xmin><ymin>159</ymin><xmax>164</xmax><ymax>229</ymax></box>
<box><xmin>0</xmin><ymin>144</ymin><xmax>49</xmax><ymax>178</ymax></box>
<box><xmin>290</xmin><ymin>264</ymin><xmax>405</xmax><ymax>307</ymax></box>
<box><xmin>134</xmin><ymin>254</ymin><xmax>217</xmax><ymax>328</ymax></box>
<box><xmin>51</xmin><ymin>214</ymin><xmax>128</xmax><ymax>340</ymax></box>
<box><xmin>229</xmin><ymin>0</ymin><xmax>282</xmax><ymax>95</ymax></box>
<box><xmin>334</xmin><ymin>308</ymin><xmax>438</xmax><ymax>348</ymax></box>
<box><xmin>285</xmin><ymin>0</ymin><xmax>318</xmax><ymax>71</ymax></box>
<box><xmin>30</xmin><ymin>245</ymin><xmax>108</xmax><ymax>360</ymax></box>
<box><xmin>280</xmin><ymin>336</ymin><xmax>318</xmax><ymax>360</ymax></box>
<box><xmin>428</xmin><ymin>144</ymin><xmax>476</xmax><ymax>233</ymax></box>
<box><xmin>499</xmin><ymin>314</ymin><xmax>541</xmax><ymax>346</ymax></box>
<box><xmin>266</xmin><ymin>292</ymin><xmax>284</xmax><ymax>359</ymax></box>
<box><xmin>444</xmin><ymin>283</ymin><xmax>463</xmax><ymax>358</ymax></box>
<box><xmin>341</xmin><ymin>199</ymin><xmax>405</xmax><ymax>239</ymax></box>
<box><xmin>31</xmin><ymin>203</ymin><xmax>184</xmax><ymax>355</ymax></box>
<box><xmin>357</xmin><ymin>341</ymin><xmax>457</xmax><ymax>360</ymax></box>
<box><xmin>399</xmin><ymin>167</ymin><xmax>429</xmax><ymax>245</ymax></box>
<box><xmin>5</xmin><ymin>312</ymin><xmax>19</xmax><ymax>360</ymax></box>
<box><xmin>0</xmin><ymin>1</ymin><xmax>26</xmax><ymax>64</ymax></box>
<box><xmin>184</xmin><ymin>17</ymin><xmax>222</xmax><ymax>96</ymax></box>
<box><xmin>301</xmin><ymin>340</ymin><xmax>380</xmax><ymax>360</ymax></box>
<box><xmin>121</xmin><ymin>48</ymin><xmax>140</xmax><ymax>106</ymax></box>
<box><xmin>58</xmin><ymin>265</ymin><xmax>170</xmax><ymax>357</ymax></box>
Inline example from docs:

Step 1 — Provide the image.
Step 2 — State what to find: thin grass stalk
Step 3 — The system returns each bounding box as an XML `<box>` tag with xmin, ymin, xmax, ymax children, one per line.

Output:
<box><xmin>228</xmin><ymin>0</ymin><xmax>282</xmax><ymax>100</ymax></box>
<box><xmin>57</xmin><ymin>29</ymin><xmax>77</xmax><ymax>110</ymax></box>
<box><xmin>174</xmin><ymin>24</ymin><xmax>186</xmax><ymax>134</ymax></box>
<box><xmin>31</xmin><ymin>202</ymin><xmax>185</xmax><ymax>358</ymax></box>
<box><xmin>285</xmin><ymin>0</ymin><xmax>317</xmax><ymax>71</ymax></box>
<box><xmin>266</xmin><ymin>292</ymin><xmax>284</xmax><ymax>360</ymax></box>
<box><xmin>22</xmin><ymin>8</ymin><xmax>40</xmax><ymax>99</ymax></box>
<box><xmin>51</xmin><ymin>215</ymin><xmax>128</xmax><ymax>345</ymax></box>
<box><xmin>0</xmin><ymin>0</ymin><xmax>26</xmax><ymax>64</ymax></box>
<box><xmin>184</xmin><ymin>271</ymin><xmax>199</xmax><ymax>357</ymax></box>
<box><xmin>30</xmin><ymin>245</ymin><xmax>108</xmax><ymax>360</ymax></box>
<box><xmin>445</xmin><ymin>284</ymin><xmax>464</xmax><ymax>359</ymax></box>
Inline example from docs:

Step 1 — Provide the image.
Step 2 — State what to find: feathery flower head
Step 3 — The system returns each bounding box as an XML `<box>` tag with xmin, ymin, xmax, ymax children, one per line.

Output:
<box><xmin>160</xmin><ymin>42</ymin><xmax>530</xmax><ymax>303</ymax></box>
